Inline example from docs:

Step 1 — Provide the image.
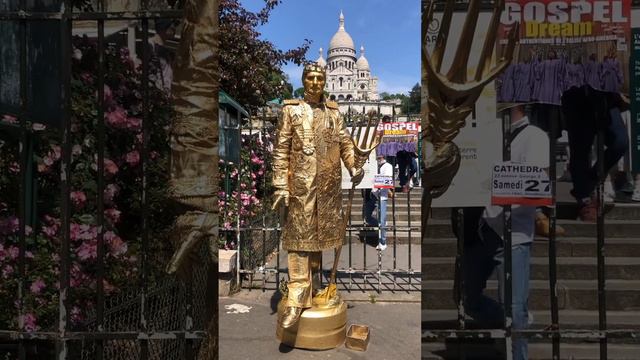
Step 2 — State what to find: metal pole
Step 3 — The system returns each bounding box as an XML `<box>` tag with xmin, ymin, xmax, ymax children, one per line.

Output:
<box><xmin>503</xmin><ymin>110</ymin><xmax>513</xmax><ymax>360</ymax></box>
<box><xmin>549</xmin><ymin>108</ymin><xmax>560</xmax><ymax>359</ymax></box>
<box><xmin>236</xmin><ymin>107</ymin><xmax>242</xmax><ymax>288</ymax></box>
<box><xmin>96</xmin><ymin>12</ymin><xmax>106</xmax><ymax>360</ymax></box>
<box><xmin>139</xmin><ymin>16</ymin><xmax>150</xmax><ymax>360</ymax></box>
<box><xmin>17</xmin><ymin>0</ymin><xmax>27</xmax><ymax>357</ymax></box>
<box><xmin>596</xmin><ymin>103</ymin><xmax>607</xmax><ymax>360</ymax></box>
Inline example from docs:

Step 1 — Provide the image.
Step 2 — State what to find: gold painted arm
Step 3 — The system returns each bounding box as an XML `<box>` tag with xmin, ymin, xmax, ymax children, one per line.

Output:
<box><xmin>272</xmin><ymin>107</ymin><xmax>293</xmax><ymax>192</ymax></box>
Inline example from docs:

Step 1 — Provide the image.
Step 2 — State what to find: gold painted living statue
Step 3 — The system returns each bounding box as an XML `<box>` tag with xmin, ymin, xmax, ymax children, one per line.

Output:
<box><xmin>164</xmin><ymin>0</ymin><xmax>219</xmax><ymax>358</ymax></box>
<box><xmin>272</xmin><ymin>63</ymin><xmax>378</xmax><ymax>349</ymax></box>
<box><xmin>421</xmin><ymin>0</ymin><xmax>518</xmax><ymax>225</ymax></box>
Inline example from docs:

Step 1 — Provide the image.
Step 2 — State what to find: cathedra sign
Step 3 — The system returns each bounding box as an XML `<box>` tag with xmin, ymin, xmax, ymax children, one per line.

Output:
<box><xmin>491</xmin><ymin>162</ymin><xmax>553</xmax><ymax>206</ymax></box>
<box><xmin>373</xmin><ymin>175</ymin><xmax>393</xmax><ymax>189</ymax></box>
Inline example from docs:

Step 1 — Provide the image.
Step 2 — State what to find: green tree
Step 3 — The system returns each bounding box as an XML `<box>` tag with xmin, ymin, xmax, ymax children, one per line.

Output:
<box><xmin>408</xmin><ymin>83</ymin><xmax>421</xmax><ymax>114</ymax></box>
<box><xmin>294</xmin><ymin>87</ymin><xmax>305</xmax><ymax>99</ymax></box>
<box><xmin>220</xmin><ymin>0</ymin><xmax>310</xmax><ymax>109</ymax></box>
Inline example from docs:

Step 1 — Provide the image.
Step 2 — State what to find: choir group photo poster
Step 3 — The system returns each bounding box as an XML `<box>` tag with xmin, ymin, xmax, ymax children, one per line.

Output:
<box><xmin>496</xmin><ymin>0</ymin><xmax>631</xmax><ymax>105</ymax></box>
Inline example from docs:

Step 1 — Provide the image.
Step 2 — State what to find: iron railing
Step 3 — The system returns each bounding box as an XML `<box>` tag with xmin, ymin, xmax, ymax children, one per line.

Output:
<box><xmin>0</xmin><ymin>1</ymin><xmax>210</xmax><ymax>359</ymax></box>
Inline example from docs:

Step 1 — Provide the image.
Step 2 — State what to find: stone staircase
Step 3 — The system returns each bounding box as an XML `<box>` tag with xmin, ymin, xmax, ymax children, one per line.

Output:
<box><xmin>343</xmin><ymin>187</ymin><xmax>422</xmax><ymax>245</ymax></box>
<box><xmin>422</xmin><ymin>198</ymin><xmax>640</xmax><ymax>359</ymax></box>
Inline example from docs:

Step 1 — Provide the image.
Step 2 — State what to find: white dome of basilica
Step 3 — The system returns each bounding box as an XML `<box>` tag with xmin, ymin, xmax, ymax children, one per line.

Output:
<box><xmin>356</xmin><ymin>46</ymin><xmax>370</xmax><ymax>71</ymax></box>
<box><xmin>328</xmin><ymin>11</ymin><xmax>355</xmax><ymax>52</ymax></box>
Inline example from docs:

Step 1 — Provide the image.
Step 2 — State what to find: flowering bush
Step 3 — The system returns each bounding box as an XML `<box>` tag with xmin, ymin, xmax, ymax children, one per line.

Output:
<box><xmin>0</xmin><ymin>36</ymin><xmax>175</xmax><ymax>332</ymax></box>
<box><xmin>218</xmin><ymin>129</ymin><xmax>274</xmax><ymax>250</ymax></box>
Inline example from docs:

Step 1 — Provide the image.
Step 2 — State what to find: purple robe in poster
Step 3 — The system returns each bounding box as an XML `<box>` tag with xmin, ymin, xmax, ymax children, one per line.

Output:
<box><xmin>601</xmin><ymin>58</ymin><xmax>623</xmax><ymax>93</ymax></box>
<box><xmin>564</xmin><ymin>62</ymin><xmax>585</xmax><ymax>91</ymax></box>
<box><xmin>499</xmin><ymin>64</ymin><xmax>516</xmax><ymax>102</ymax></box>
<box><xmin>512</xmin><ymin>62</ymin><xmax>533</xmax><ymax>102</ymax></box>
<box><xmin>584</xmin><ymin>59</ymin><xmax>602</xmax><ymax>90</ymax></box>
<box><xmin>533</xmin><ymin>57</ymin><xmax>565</xmax><ymax>105</ymax></box>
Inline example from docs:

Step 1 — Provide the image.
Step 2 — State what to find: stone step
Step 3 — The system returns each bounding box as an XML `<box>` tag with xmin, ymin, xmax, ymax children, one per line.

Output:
<box><xmin>422</xmin><ymin>342</ymin><xmax>639</xmax><ymax>360</ymax></box>
<box><xmin>429</xmin><ymin>203</ymin><xmax>640</xmax><ymax>221</ymax></box>
<box><xmin>422</xmin><ymin>257</ymin><xmax>640</xmax><ymax>281</ymax></box>
<box><xmin>423</xmin><ymin>309</ymin><xmax>640</xmax><ymax>329</ymax></box>
<box><xmin>422</xmin><ymin>238</ymin><xmax>640</xmax><ymax>258</ymax></box>
<box><xmin>425</xmin><ymin>220</ymin><xmax>640</xmax><ymax>239</ymax></box>
<box><xmin>422</xmin><ymin>280</ymin><xmax>640</xmax><ymax>311</ymax></box>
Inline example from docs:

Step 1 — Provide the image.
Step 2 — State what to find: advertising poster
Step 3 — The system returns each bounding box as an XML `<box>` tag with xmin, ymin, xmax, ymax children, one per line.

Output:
<box><xmin>424</xmin><ymin>12</ymin><xmax>503</xmax><ymax>207</ymax></box>
<box><xmin>497</xmin><ymin>0</ymin><xmax>631</xmax><ymax>104</ymax></box>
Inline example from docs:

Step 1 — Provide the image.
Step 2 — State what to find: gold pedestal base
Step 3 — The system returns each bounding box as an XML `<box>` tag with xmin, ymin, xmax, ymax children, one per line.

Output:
<box><xmin>276</xmin><ymin>299</ymin><xmax>347</xmax><ymax>350</ymax></box>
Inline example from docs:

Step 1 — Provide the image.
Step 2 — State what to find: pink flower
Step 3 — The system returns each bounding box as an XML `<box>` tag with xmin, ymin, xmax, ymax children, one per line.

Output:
<box><xmin>42</xmin><ymin>225</ymin><xmax>56</xmax><ymax>237</ymax></box>
<box><xmin>23</xmin><ymin>313</ymin><xmax>37</xmax><ymax>332</ymax></box>
<box><xmin>105</xmin><ymin>231</ymin><xmax>127</xmax><ymax>257</ymax></box>
<box><xmin>2</xmin><ymin>265</ymin><xmax>14</xmax><ymax>278</ymax></box>
<box><xmin>127</xmin><ymin>117</ymin><xmax>142</xmax><ymax>130</ymax></box>
<box><xmin>70</xmin><ymin>191</ymin><xmax>87</xmax><ymax>209</ymax></box>
<box><xmin>104</xmin><ymin>183</ymin><xmax>120</xmax><ymax>204</ymax></box>
<box><xmin>70</xmin><ymin>306</ymin><xmax>84</xmax><ymax>324</ymax></box>
<box><xmin>103</xmin><ymin>85</ymin><xmax>113</xmax><ymax>103</ymax></box>
<box><xmin>124</xmin><ymin>150</ymin><xmax>140</xmax><ymax>167</ymax></box>
<box><xmin>76</xmin><ymin>240</ymin><xmax>97</xmax><ymax>261</ymax></box>
<box><xmin>105</xmin><ymin>107</ymin><xmax>127</xmax><ymax>129</ymax></box>
<box><xmin>32</xmin><ymin>123</ymin><xmax>46</xmax><ymax>131</ymax></box>
<box><xmin>2</xmin><ymin>114</ymin><xmax>17</xmax><ymax>124</ymax></box>
<box><xmin>0</xmin><ymin>216</ymin><xmax>19</xmax><ymax>235</ymax></box>
<box><xmin>104</xmin><ymin>159</ymin><xmax>119</xmax><ymax>176</ymax></box>
<box><xmin>104</xmin><ymin>208</ymin><xmax>121</xmax><ymax>224</ymax></box>
<box><xmin>8</xmin><ymin>162</ymin><xmax>19</xmax><ymax>174</ymax></box>
<box><xmin>30</xmin><ymin>278</ymin><xmax>46</xmax><ymax>294</ymax></box>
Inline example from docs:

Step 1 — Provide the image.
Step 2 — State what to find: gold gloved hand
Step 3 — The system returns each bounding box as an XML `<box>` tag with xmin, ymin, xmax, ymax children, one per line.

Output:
<box><xmin>272</xmin><ymin>189</ymin><xmax>290</xmax><ymax>210</ymax></box>
<box><xmin>351</xmin><ymin>167</ymin><xmax>364</xmax><ymax>186</ymax></box>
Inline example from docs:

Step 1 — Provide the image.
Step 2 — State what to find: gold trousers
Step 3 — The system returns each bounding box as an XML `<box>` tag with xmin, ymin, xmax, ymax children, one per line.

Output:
<box><xmin>286</xmin><ymin>251</ymin><xmax>322</xmax><ymax>308</ymax></box>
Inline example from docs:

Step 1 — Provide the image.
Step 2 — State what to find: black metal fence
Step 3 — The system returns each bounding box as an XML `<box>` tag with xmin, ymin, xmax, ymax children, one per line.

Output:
<box><xmin>0</xmin><ymin>1</ymin><xmax>209</xmax><ymax>359</ymax></box>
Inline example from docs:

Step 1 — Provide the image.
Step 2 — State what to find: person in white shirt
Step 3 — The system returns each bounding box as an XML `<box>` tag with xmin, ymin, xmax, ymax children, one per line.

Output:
<box><xmin>363</xmin><ymin>154</ymin><xmax>393</xmax><ymax>251</ymax></box>
<box><xmin>464</xmin><ymin>105</ymin><xmax>549</xmax><ymax>360</ymax></box>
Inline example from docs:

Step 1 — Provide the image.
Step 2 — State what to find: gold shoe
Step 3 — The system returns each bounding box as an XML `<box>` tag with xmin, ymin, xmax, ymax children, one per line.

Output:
<box><xmin>279</xmin><ymin>306</ymin><xmax>302</xmax><ymax>329</ymax></box>
<box><xmin>535</xmin><ymin>212</ymin><xmax>565</xmax><ymax>237</ymax></box>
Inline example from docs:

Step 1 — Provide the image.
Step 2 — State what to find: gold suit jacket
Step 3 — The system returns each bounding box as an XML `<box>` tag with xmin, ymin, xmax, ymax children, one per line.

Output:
<box><xmin>273</xmin><ymin>99</ymin><xmax>357</xmax><ymax>252</ymax></box>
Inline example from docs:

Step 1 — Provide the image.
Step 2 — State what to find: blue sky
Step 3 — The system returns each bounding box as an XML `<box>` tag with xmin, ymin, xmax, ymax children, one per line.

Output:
<box><xmin>241</xmin><ymin>0</ymin><xmax>420</xmax><ymax>95</ymax></box>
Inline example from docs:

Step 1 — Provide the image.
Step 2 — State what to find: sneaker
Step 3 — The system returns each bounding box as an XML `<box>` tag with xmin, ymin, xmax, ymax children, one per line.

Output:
<box><xmin>578</xmin><ymin>201</ymin><xmax>597</xmax><ymax>223</ymax></box>
<box><xmin>604</xmin><ymin>181</ymin><xmax>615</xmax><ymax>203</ymax></box>
<box><xmin>535</xmin><ymin>212</ymin><xmax>565</xmax><ymax>237</ymax></box>
<box><xmin>376</xmin><ymin>243</ymin><xmax>387</xmax><ymax>251</ymax></box>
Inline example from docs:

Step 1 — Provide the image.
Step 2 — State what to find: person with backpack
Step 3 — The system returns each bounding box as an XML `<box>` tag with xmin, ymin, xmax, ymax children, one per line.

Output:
<box><xmin>462</xmin><ymin>104</ymin><xmax>548</xmax><ymax>360</ymax></box>
<box><xmin>363</xmin><ymin>154</ymin><xmax>394</xmax><ymax>251</ymax></box>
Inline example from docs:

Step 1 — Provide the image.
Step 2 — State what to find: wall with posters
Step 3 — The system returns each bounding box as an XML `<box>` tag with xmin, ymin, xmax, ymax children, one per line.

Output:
<box><xmin>424</xmin><ymin>11</ymin><xmax>503</xmax><ymax>207</ymax></box>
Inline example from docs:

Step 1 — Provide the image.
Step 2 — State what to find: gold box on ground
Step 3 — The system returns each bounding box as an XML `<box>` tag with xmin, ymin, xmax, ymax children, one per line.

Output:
<box><xmin>345</xmin><ymin>324</ymin><xmax>370</xmax><ymax>351</ymax></box>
